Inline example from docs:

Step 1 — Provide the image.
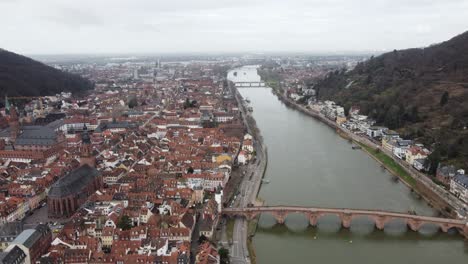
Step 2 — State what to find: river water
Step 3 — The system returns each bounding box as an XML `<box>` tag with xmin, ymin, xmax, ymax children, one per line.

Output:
<box><xmin>230</xmin><ymin>66</ymin><xmax>468</xmax><ymax>264</ymax></box>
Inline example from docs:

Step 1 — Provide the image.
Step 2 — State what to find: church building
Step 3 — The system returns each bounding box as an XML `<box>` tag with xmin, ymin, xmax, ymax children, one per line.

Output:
<box><xmin>47</xmin><ymin>126</ymin><xmax>101</xmax><ymax>218</ymax></box>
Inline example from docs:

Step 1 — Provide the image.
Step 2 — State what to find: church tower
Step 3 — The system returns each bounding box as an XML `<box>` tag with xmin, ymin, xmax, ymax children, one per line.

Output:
<box><xmin>5</xmin><ymin>96</ymin><xmax>11</xmax><ymax>114</ymax></box>
<box><xmin>9</xmin><ymin>107</ymin><xmax>20</xmax><ymax>143</ymax></box>
<box><xmin>80</xmin><ymin>124</ymin><xmax>95</xmax><ymax>167</ymax></box>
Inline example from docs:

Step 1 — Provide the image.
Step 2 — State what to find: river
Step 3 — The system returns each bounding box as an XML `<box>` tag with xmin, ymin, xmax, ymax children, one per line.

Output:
<box><xmin>229</xmin><ymin>66</ymin><xmax>468</xmax><ymax>264</ymax></box>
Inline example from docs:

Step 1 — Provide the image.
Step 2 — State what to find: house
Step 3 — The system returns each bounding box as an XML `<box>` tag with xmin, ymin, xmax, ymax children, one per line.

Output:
<box><xmin>185</xmin><ymin>173</ymin><xmax>224</xmax><ymax>192</ymax></box>
<box><xmin>450</xmin><ymin>172</ymin><xmax>468</xmax><ymax>203</ymax></box>
<box><xmin>238</xmin><ymin>151</ymin><xmax>247</xmax><ymax>165</ymax></box>
<box><xmin>196</xmin><ymin>242</ymin><xmax>220</xmax><ymax>264</ymax></box>
<box><xmin>382</xmin><ymin>137</ymin><xmax>398</xmax><ymax>153</ymax></box>
<box><xmin>366</xmin><ymin>126</ymin><xmax>388</xmax><ymax>138</ymax></box>
<box><xmin>160</xmin><ymin>227</ymin><xmax>191</xmax><ymax>242</ymax></box>
<box><xmin>242</xmin><ymin>139</ymin><xmax>254</xmax><ymax>153</ymax></box>
<box><xmin>413</xmin><ymin>159</ymin><xmax>427</xmax><ymax>171</ymax></box>
<box><xmin>213</xmin><ymin>112</ymin><xmax>234</xmax><ymax>123</ymax></box>
<box><xmin>6</xmin><ymin>200</ymin><xmax>29</xmax><ymax>223</ymax></box>
<box><xmin>357</xmin><ymin>120</ymin><xmax>373</xmax><ymax>133</ymax></box>
<box><xmin>243</xmin><ymin>134</ymin><xmax>253</xmax><ymax>141</ymax></box>
<box><xmin>192</xmin><ymin>186</ymin><xmax>204</xmax><ymax>204</ymax></box>
<box><xmin>104</xmin><ymin>212</ymin><xmax>119</xmax><ymax>228</ymax></box>
<box><xmin>101</xmin><ymin>227</ymin><xmax>114</xmax><ymax>248</ymax></box>
<box><xmin>437</xmin><ymin>165</ymin><xmax>457</xmax><ymax>186</ymax></box>
<box><xmin>406</xmin><ymin>145</ymin><xmax>430</xmax><ymax>166</ymax></box>
<box><xmin>199</xmin><ymin>218</ymin><xmax>215</xmax><ymax>239</ymax></box>
<box><xmin>382</xmin><ymin>130</ymin><xmax>400</xmax><ymax>139</ymax></box>
<box><xmin>198</xmin><ymin>199</ymin><xmax>218</xmax><ymax>239</ymax></box>
<box><xmin>392</xmin><ymin>139</ymin><xmax>413</xmax><ymax>159</ymax></box>
<box><xmin>336</xmin><ymin>116</ymin><xmax>347</xmax><ymax>125</ymax></box>
<box><xmin>94</xmin><ymin>121</ymin><xmax>137</xmax><ymax>134</ymax></box>
<box><xmin>381</xmin><ymin>131</ymin><xmax>399</xmax><ymax>150</ymax></box>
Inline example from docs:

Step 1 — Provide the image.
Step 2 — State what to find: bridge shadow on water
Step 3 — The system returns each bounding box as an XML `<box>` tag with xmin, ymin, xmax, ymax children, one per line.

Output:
<box><xmin>256</xmin><ymin>213</ymin><xmax>465</xmax><ymax>242</ymax></box>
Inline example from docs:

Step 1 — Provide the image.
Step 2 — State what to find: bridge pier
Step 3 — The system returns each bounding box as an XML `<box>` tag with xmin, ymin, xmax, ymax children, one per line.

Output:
<box><xmin>373</xmin><ymin>215</ymin><xmax>389</xmax><ymax>230</ymax></box>
<box><xmin>245</xmin><ymin>211</ymin><xmax>259</xmax><ymax>221</ymax></box>
<box><xmin>407</xmin><ymin>219</ymin><xmax>423</xmax><ymax>232</ymax></box>
<box><xmin>439</xmin><ymin>223</ymin><xmax>451</xmax><ymax>233</ymax></box>
<box><xmin>463</xmin><ymin>223</ymin><xmax>468</xmax><ymax>239</ymax></box>
<box><xmin>340</xmin><ymin>213</ymin><xmax>353</xmax><ymax>229</ymax></box>
<box><xmin>304</xmin><ymin>212</ymin><xmax>319</xmax><ymax>226</ymax></box>
<box><xmin>271</xmin><ymin>211</ymin><xmax>287</xmax><ymax>224</ymax></box>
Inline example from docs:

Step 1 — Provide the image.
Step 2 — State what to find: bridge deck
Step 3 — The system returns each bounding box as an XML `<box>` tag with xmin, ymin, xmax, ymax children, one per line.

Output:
<box><xmin>223</xmin><ymin>205</ymin><xmax>466</xmax><ymax>225</ymax></box>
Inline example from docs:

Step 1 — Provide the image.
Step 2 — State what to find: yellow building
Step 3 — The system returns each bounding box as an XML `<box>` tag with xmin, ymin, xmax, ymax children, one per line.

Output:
<box><xmin>405</xmin><ymin>146</ymin><xmax>429</xmax><ymax>165</ymax></box>
<box><xmin>336</xmin><ymin>116</ymin><xmax>347</xmax><ymax>125</ymax></box>
<box><xmin>101</xmin><ymin>227</ymin><xmax>114</xmax><ymax>247</ymax></box>
<box><xmin>382</xmin><ymin>137</ymin><xmax>396</xmax><ymax>152</ymax></box>
<box><xmin>215</xmin><ymin>154</ymin><xmax>232</xmax><ymax>164</ymax></box>
<box><xmin>192</xmin><ymin>187</ymin><xmax>204</xmax><ymax>204</ymax></box>
<box><xmin>6</xmin><ymin>201</ymin><xmax>29</xmax><ymax>222</ymax></box>
<box><xmin>28</xmin><ymin>191</ymin><xmax>47</xmax><ymax>211</ymax></box>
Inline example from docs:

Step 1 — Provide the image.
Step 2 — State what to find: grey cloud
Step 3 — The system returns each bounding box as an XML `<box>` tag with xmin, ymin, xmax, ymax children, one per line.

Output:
<box><xmin>0</xmin><ymin>0</ymin><xmax>467</xmax><ymax>54</ymax></box>
<box><xmin>40</xmin><ymin>6</ymin><xmax>102</xmax><ymax>28</ymax></box>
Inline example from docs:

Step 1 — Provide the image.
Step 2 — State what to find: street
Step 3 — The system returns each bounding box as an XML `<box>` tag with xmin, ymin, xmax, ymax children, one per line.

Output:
<box><xmin>225</xmin><ymin>83</ymin><xmax>267</xmax><ymax>264</ymax></box>
<box><xmin>230</xmin><ymin>217</ymin><xmax>249</xmax><ymax>264</ymax></box>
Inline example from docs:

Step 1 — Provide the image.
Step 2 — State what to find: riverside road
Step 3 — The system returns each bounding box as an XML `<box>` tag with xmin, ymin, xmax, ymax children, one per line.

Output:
<box><xmin>227</xmin><ymin>81</ymin><xmax>266</xmax><ymax>264</ymax></box>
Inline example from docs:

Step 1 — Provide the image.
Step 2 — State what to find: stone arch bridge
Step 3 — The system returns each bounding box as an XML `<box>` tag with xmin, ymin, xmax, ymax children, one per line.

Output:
<box><xmin>222</xmin><ymin>206</ymin><xmax>468</xmax><ymax>238</ymax></box>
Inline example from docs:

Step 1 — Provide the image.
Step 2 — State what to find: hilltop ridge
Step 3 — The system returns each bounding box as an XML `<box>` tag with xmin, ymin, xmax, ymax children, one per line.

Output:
<box><xmin>314</xmin><ymin>31</ymin><xmax>468</xmax><ymax>168</ymax></box>
<box><xmin>0</xmin><ymin>49</ymin><xmax>93</xmax><ymax>101</ymax></box>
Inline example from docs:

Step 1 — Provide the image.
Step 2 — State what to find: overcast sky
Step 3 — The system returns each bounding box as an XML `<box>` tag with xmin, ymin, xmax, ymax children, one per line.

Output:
<box><xmin>1</xmin><ymin>0</ymin><xmax>468</xmax><ymax>55</ymax></box>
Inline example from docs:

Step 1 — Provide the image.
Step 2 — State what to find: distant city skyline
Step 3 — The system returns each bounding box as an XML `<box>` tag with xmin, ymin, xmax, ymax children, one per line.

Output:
<box><xmin>1</xmin><ymin>0</ymin><xmax>468</xmax><ymax>55</ymax></box>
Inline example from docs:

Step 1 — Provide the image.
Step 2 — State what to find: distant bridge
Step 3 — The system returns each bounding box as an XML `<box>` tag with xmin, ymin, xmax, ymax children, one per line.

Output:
<box><xmin>233</xmin><ymin>82</ymin><xmax>266</xmax><ymax>87</ymax></box>
<box><xmin>222</xmin><ymin>206</ymin><xmax>468</xmax><ymax>238</ymax></box>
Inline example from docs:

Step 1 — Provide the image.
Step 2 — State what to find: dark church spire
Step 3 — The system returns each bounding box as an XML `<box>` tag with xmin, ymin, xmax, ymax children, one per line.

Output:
<box><xmin>80</xmin><ymin>123</ymin><xmax>95</xmax><ymax>167</ymax></box>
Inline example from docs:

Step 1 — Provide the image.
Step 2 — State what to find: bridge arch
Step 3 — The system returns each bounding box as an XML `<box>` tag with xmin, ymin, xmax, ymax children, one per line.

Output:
<box><xmin>417</xmin><ymin>222</ymin><xmax>442</xmax><ymax>235</ymax></box>
<box><xmin>382</xmin><ymin>218</ymin><xmax>408</xmax><ymax>234</ymax></box>
<box><xmin>438</xmin><ymin>223</ymin><xmax>463</xmax><ymax>234</ymax></box>
<box><xmin>350</xmin><ymin>215</ymin><xmax>382</xmax><ymax>233</ymax></box>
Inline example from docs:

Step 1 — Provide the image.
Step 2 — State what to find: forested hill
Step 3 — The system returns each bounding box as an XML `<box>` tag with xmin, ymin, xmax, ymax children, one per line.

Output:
<box><xmin>0</xmin><ymin>49</ymin><xmax>93</xmax><ymax>100</ymax></box>
<box><xmin>314</xmin><ymin>31</ymin><xmax>468</xmax><ymax>169</ymax></box>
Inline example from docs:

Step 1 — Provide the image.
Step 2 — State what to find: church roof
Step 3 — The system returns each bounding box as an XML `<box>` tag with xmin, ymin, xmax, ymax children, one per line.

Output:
<box><xmin>48</xmin><ymin>164</ymin><xmax>100</xmax><ymax>198</ymax></box>
<box><xmin>15</xmin><ymin>126</ymin><xmax>57</xmax><ymax>146</ymax></box>
<box><xmin>0</xmin><ymin>125</ymin><xmax>58</xmax><ymax>146</ymax></box>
